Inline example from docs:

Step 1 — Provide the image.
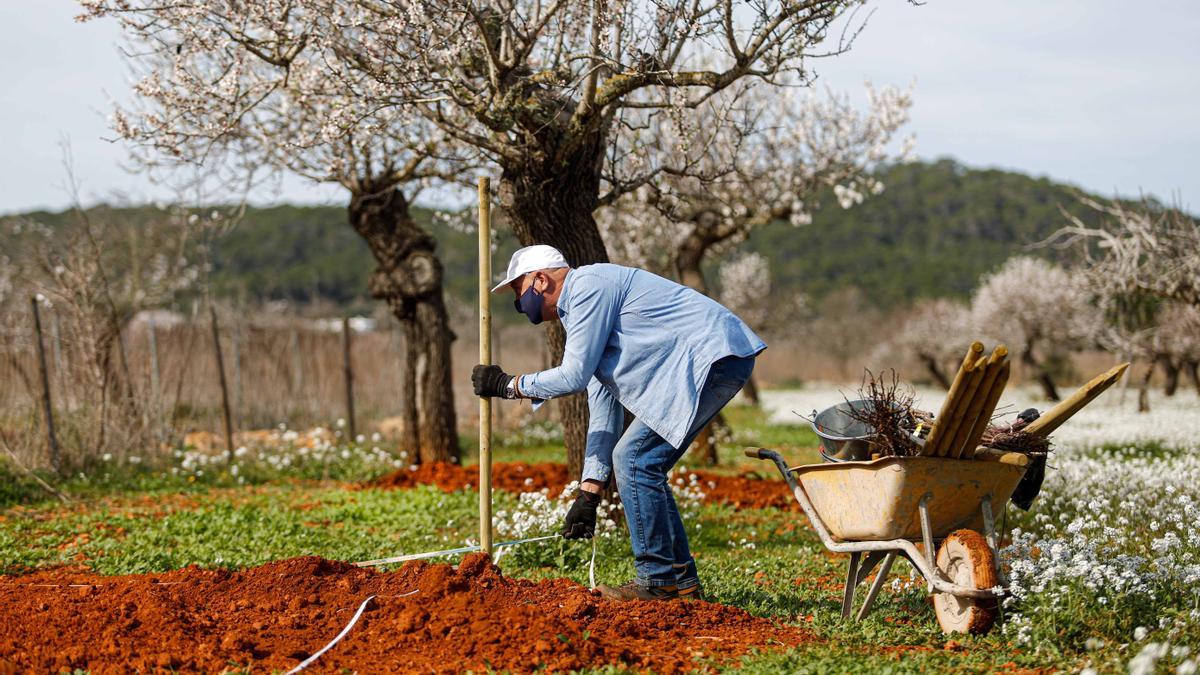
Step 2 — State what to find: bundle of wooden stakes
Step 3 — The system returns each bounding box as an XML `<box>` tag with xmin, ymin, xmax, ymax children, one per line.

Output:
<box><xmin>920</xmin><ymin>341</ymin><xmax>1010</xmax><ymax>459</ymax></box>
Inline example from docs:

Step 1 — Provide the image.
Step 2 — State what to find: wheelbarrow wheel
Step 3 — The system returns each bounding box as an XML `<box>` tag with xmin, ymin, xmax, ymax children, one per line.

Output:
<box><xmin>933</xmin><ymin>529</ymin><xmax>998</xmax><ymax>634</ymax></box>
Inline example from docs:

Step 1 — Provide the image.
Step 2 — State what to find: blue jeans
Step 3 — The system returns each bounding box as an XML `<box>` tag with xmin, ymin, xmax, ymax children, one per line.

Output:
<box><xmin>612</xmin><ymin>355</ymin><xmax>756</xmax><ymax>588</ymax></box>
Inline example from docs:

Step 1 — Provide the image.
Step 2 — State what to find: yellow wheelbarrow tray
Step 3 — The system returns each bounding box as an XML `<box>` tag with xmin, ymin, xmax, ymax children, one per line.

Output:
<box><xmin>745</xmin><ymin>447</ymin><xmax>1029</xmax><ymax>634</ymax></box>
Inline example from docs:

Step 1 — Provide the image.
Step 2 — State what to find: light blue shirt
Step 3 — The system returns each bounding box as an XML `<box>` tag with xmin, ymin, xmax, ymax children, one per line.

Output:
<box><xmin>517</xmin><ymin>263</ymin><xmax>766</xmax><ymax>483</ymax></box>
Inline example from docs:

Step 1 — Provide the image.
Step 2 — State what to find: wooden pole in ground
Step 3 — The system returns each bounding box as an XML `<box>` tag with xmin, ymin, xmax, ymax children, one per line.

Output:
<box><xmin>342</xmin><ymin>317</ymin><xmax>357</xmax><ymax>441</ymax></box>
<box><xmin>30</xmin><ymin>297</ymin><xmax>62</xmax><ymax>474</ymax></box>
<box><xmin>209</xmin><ymin>306</ymin><xmax>236</xmax><ymax>464</ymax></box>
<box><xmin>478</xmin><ymin>177</ymin><xmax>493</xmax><ymax>555</ymax></box>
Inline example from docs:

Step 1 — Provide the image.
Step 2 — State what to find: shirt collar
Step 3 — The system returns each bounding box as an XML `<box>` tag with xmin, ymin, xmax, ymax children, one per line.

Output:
<box><xmin>556</xmin><ymin>268</ymin><xmax>576</xmax><ymax>318</ymax></box>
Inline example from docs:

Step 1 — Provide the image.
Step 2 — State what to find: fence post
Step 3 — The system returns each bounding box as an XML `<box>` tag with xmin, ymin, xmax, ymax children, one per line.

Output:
<box><xmin>342</xmin><ymin>317</ymin><xmax>357</xmax><ymax>441</ymax></box>
<box><xmin>147</xmin><ymin>314</ymin><xmax>162</xmax><ymax>436</ymax></box>
<box><xmin>209</xmin><ymin>306</ymin><xmax>236</xmax><ymax>464</ymax></box>
<box><xmin>290</xmin><ymin>328</ymin><xmax>304</xmax><ymax>394</ymax></box>
<box><xmin>30</xmin><ymin>297</ymin><xmax>62</xmax><ymax>474</ymax></box>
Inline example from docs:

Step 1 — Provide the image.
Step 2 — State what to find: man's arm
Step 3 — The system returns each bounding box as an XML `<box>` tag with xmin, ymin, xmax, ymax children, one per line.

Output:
<box><xmin>517</xmin><ymin>273</ymin><xmax>621</xmax><ymax>400</ymax></box>
<box><xmin>581</xmin><ymin>377</ymin><xmax>622</xmax><ymax>487</ymax></box>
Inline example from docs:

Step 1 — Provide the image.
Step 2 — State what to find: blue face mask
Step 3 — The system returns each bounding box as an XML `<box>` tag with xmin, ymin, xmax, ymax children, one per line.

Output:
<box><xmin>514</xmin><ymin>284</ymin><xmax>544</xmax><ymax>325</ymax></box>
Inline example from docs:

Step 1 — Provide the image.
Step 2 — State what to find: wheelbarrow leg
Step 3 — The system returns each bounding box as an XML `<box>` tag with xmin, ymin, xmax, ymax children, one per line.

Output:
<box><xmin>918</xmin><ymin>493</ymin><xmax>936</xmax><ymax>591</ymax></box>
<box><xmin>856</xmin><ymin>551</ymin><xmax>898</xmax><ymax>621</ymax></box>
<box><xmin>841</xmin><ymin>552</ymin><xmax>861</xmax><ymax>620</ymax></box>
<box><xmin>854</xmin><ymin>551</ymin><xmax>888</xmax><ymax>587</ymax></box>
<box><xmin>981</xmin><ymin>494</ymin><xmax>998</xmax><ymax>551</ymax></box>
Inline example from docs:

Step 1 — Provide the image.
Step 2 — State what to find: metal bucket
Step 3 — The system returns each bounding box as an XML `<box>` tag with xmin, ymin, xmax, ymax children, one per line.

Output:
<box><xmin>811</xmin><ymin>399</ymin><xmax>898</xmax><ymax>462</ymax></box>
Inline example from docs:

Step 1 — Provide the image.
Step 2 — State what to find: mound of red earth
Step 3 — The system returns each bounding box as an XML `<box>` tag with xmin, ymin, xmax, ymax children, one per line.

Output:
<box><xmin>370</xmin><ymin>461</ymin><xmax>799</xmax><ymax>511</ymax></box>
<box><xmin>0</xmin><ymin>554</ymin><xmax>812</xmax><ymax>673</ymax></box>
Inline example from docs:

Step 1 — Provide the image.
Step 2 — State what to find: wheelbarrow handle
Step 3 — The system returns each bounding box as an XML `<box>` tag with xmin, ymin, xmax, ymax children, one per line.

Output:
<box><xmin>743</xmin><ymin>447</ymin><xmax>770</xmax><ymax>459</ymax></box>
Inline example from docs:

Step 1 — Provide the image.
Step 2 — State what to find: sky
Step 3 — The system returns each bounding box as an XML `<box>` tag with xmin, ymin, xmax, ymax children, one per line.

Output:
<box><xmin>1</xmin><ymin>0</ymin><xmax>1197</xmax><ymax>215</ymax></box>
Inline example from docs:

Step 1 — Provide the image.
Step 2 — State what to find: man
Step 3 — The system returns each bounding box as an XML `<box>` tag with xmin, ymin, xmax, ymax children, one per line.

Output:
<box><xmin>472</xmin><ymin>245</ymin><xmax>765</xmax><ymax>602</ymax></box>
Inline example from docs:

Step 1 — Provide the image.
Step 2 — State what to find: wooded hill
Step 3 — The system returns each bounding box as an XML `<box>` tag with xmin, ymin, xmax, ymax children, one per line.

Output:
<box><xmin>4</xmin><ymin>159</ymin><xmax>1131</xmax><ymax>310</ymax></box>
<box><xmin>743</xmin><ymin>158</ymin><xmax>1109</xmax><ymax>306</ymax></box>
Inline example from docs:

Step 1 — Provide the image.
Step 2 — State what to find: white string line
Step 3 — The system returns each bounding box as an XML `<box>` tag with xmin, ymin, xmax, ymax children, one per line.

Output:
<box><xmin>284</xmin><ymin>589</ymin><xmax>417</xmax><ymax>674</ymax></box>
<box><xmin>353</xmin><ymin>534</ymin><xmax>560</xmax><ymax>567</ymax></box>
<box><xmin>588</xmin><ymin>535</ymin><xmax>598</xmax><ymax>590</ymax></box>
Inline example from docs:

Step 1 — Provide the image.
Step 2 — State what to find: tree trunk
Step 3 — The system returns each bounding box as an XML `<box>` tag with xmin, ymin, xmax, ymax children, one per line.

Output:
<box><xmin>741</xmin><ymin>373</ymin><xmax>761</xmax><ymax>406</ymax></box>
<box><xmin>919</xmin><ymin>352</ymin><xmax>952</xmax><ymax>390</ymax></box>
<box><xmin>499</xmin><ymin>138</ymin><xmax>610</xmax><ymax>480</ymax></box>
<box><xmin>348</xmin><ymin>185</ymin><xmax>459</xmax><ymax>463</ymax></box>
<box><xmin>1020</xmin><ymin>343</ymin><xmax>1060</xmax><ymax>401</ymax></box>
<box><xmin>396</xmin><ymin>322</ymin><xmax>420</xmax><ymax>463</ymax></box>
<box><xmin>675</xmin><ymin>228</ymin><xmax>712</xmax><ymax>295</ymax></box>
<box><xmin>1157</xmin><ymin>353</ymin><xmax>1181</xmax><ymax>396</ymax></box>
<box><xmin>1186</xmin><ymin>359</ymin><xmax>1200</xmax><ymax>396</ymax></box>
<box><xmin>1137</xmin><ymin>360</ymin><xmax>1154</xmax><ymax>413</ymax></box>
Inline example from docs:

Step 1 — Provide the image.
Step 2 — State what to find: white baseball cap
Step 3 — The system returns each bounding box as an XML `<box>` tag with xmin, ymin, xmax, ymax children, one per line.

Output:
<box><xmin>491</xmin><ymin>245</ymin><xmax>570</xmax><ymax>293</ymax></box>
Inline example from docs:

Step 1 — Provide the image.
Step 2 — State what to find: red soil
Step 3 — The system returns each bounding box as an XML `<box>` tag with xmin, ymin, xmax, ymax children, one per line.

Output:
<box><xmin>0</xmin><ymin>553</ymin><xmax>812</xmax><ymax>673</ymax></box>
<box><xmin>683</xmin><ymin>470</ymin><xmax>799</xmax><ymax>511</ymax></box>
<box><xmin>370</xmin><ymin>461</ymin><xmax>799</xmax><ymax>511</ymax></box>
<box><xmin>370</xmin><ymin>461</ymin><xmax>573</xmax><ymax>495</ymax></box>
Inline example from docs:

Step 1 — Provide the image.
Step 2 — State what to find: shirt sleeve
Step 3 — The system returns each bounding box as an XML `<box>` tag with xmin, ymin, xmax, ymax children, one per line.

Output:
<box><xmin>518</xmin><ymin>272</ymin><xmax>621</xmax><ymax>401</ymax></box>
<box><xmin>581</xmin><ymin>377</ymin><xmax>622</xmax><ymax>484</ymax></box>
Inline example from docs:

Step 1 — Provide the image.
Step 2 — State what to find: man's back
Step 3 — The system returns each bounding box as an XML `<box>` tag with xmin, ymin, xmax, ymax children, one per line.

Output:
<box><xmin>552</xmin><ymin>263</ymin><xmax>766</xmax><ymax>446</ymax></box>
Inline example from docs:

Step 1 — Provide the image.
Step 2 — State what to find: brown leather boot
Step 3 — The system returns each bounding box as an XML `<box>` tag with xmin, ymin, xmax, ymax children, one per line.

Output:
<box><xmin>596</xmin><ymin>580</ymin><xmax>680</xmax><ymax>601</ymax></box>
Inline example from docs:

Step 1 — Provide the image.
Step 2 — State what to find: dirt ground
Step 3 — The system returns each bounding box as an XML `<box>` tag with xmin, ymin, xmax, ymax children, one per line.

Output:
<box><xmin>369</xmin><ymin>461</ymin><xmax>799</xmax><ymax>511</ymax></box>
<box><xmin>0</xmin><ymin>553</ymin><xmax>813</xmax><ymax>673</ymax></box>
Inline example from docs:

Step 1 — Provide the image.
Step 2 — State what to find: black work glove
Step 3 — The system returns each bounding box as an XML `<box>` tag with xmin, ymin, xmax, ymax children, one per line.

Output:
<box><xmin>562</xmin><ymin>490</ymin><xmax>601</xmax><ymax>539</ymax></box>
<box><xmin>472</xmin><ymin>364</ymin><xmax>513</xmax><ymax>398</ymax></box>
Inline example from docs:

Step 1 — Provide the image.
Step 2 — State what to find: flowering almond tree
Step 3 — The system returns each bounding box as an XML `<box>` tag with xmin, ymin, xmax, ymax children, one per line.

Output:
<box><xmin>717</xmin><ymin>252</ymin><xmax>772</xmax><ymax>405</ymax></box>
<box><xmin>970</xmin><ymin>256</ymin><xmax>1099</xmax><ymax>401</ymax></box>
<box><xmin>1052</xmin><ymin>198</ymin><xmax>1200</xmax><ymax>410</ymax></box>
<box><xmin>80</xmin><ymin>0</ymin><xmax>901</xmax><ymax>474</ymax></box>
<box><xmin>887</xmin><ymin>298</ymin><xmax>972</xmax><ymax>389</ymax></box>
<box><xmin>1055</xmin><ymin>197</ymin><xmax>1200</xmax><ymax>309</ymax></box>
<box><xmin>78</xmin><ymin>2</ymin><xmax>481</xmax><ymax>462</ymax></box>
<box><xmin>1155</xmin><ymin>302</ymin><xmax>1200</xmax><ymax>396</ymax></box>
<box><xmin>317</xmin><ymin>0</ymin><xmax>888</xmax><ymax>466</ymax></box>
<box><xmin>600</xmin><ymin>81</ymin><xmax>912</xmax><ymax>294</ymax></box>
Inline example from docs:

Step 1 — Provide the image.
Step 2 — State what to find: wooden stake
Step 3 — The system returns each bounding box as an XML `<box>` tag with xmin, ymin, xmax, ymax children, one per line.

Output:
<box><xmin>962</xmin><ymin>361</ymin><xmax>1010</xmax><ymax>458</ymax></box>
<box><xmin>923</xmin><ymin>342</ymin><xmax>983</xmax><ymax>456</ymax></box>
<box><xmin>342</xmin><ymin>317</ymin><xmax>357</xmax><ymax>441</ymax></box>
<box><xmin>209</xmin><ymin>306</ymin><xmax>236</xmax><ymax>464</ymax></box>
<box><xmin>1025</xmin><ymin>362</ymin><xmax>1130</xmax><ymax>437</ymax></box>
<box><xmin>30</xmin><ymin>297</ymin><xmax>61</xmax><ymax>474</ymax></box>
<box><xmin>478</xmin><ymin>177</ymin><xmax>493</xmax><ymax>555</ymax></box>
<box><xmin>950</xmin><ymin>346</ymin><xmax>1009</xmax><ymax>459</ymax></box>
<box><xmin>936</xmin><ymin>355</ymin><xmax>989</xmax><ymax>457</ymax></box>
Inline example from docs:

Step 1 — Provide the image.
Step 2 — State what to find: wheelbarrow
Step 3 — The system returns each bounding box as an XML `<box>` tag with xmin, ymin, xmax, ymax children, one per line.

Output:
<box><xmin>744</xmin><ymin>447</ymin><xmax>1029</xmax><ymax>634</ymax></box>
